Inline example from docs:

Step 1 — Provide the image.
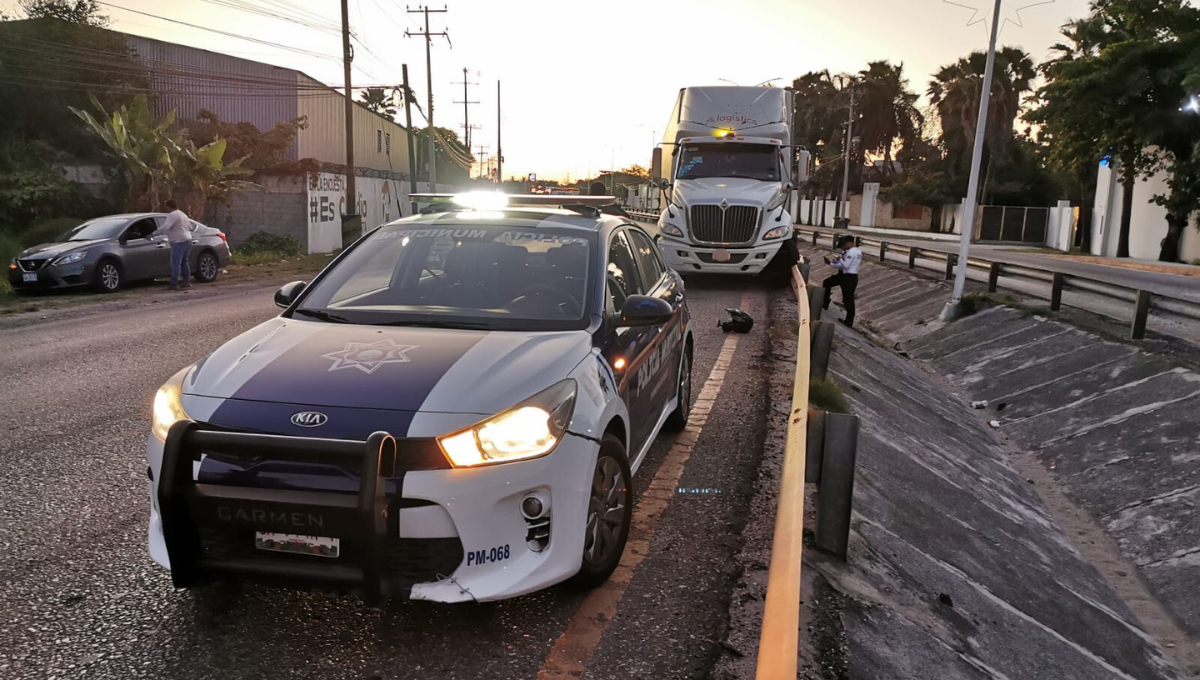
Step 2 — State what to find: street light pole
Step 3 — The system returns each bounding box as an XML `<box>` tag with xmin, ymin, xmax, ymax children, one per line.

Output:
<box><xmin>943</xmin><ymin>0</ymin><xmax>1003</xmax><ymax>320</ymax></box>
<box><xmin>839</xmin><ymin>84</ymin><xmax>855</xmax><ymax>225</ymax></box>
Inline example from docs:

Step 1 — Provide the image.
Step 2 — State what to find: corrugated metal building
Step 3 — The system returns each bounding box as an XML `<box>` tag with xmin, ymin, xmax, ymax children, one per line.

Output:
<box><xmin>122</xmin><ymin>33</ymin><xmax>410</xmax><ymax>176</ymax></box>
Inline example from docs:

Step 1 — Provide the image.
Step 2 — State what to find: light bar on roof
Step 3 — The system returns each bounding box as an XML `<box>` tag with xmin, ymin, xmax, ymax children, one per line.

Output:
<box><xmin>411</xmin><ymin>193</ymin><xmax>618</xmax><ymax>208</ymax></box>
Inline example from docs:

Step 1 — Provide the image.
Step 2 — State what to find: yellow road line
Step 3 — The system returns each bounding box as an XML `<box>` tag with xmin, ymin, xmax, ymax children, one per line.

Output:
<box><xmin>538</xmin><ymin>298</ymin><xmax>747</xmax><ymax>680</ymax></box>
<box><xmin>754</xmin><ymin>267</ymin><xmax>811</xmax><ymax>679</ymax></box>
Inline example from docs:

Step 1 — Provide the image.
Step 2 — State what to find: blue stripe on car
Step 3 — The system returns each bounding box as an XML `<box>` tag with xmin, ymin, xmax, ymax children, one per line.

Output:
<box><xmin>223</xmin><ymin>328</ymin><xmax>487</xmax><ymax>410</ymax></box>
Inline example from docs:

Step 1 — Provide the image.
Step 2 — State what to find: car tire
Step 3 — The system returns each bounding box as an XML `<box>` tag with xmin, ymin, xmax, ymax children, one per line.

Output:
<box><xmin>194</xmin><ymin>250</ymin><xmax>220</xmax><ymax>283</ymax></box>
<box><xmin>94</xmin><ymin>259</ymin><xmax>122</xmax><ymax>293</ymax></box>
<box><xmin>663</xmin><ymin>346</ymin><xmax>692</xmax><ymax>432</ymax></box>
<box><xmin>568</xmin><ymin>433</ymin><xmax>633</xmax><ymax>590</ymax></box>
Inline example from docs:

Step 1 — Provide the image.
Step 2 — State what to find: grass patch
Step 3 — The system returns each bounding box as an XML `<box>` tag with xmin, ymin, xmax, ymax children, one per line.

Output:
<box><xmin>231</xmin><ymin>250</ymin><xmax>295</xmax><ymax>266</ymax></box>
<box><xmin>810</xmin><ymin>378</ymin><xmax>850</xmax><ymax>414</ymax></box>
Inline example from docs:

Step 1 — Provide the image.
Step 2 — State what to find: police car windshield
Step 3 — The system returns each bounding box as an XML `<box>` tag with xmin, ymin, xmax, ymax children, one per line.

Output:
<box><xmin>294</xmin><ymin>223</ymin><xmax>594</xmax><ymax>331</ymax></box>
<box><xmin>676</xmin><ymin>143</ymin><xmax>781</xmax><ymax>181</ymax></box>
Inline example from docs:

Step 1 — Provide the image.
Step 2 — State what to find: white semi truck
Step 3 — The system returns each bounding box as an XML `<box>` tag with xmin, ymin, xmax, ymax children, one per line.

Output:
<box><xmin>654</xmin><ymin>86</ymin><xmax>807</xmax><ymax>282</ymax></box>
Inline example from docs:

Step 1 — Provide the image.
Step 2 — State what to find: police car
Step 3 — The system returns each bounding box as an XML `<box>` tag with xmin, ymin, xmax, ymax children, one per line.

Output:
<box><xmin>146</xmin><ymin>193</ymin><xmax>693</xmax><ymax>603</ymax></box>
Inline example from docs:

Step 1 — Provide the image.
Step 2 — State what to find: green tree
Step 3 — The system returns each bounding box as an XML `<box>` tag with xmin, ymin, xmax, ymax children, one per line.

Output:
<box><xmin>184</xmin><ymin>110</ymin><xmax>310</xmax><ymax>173</ymax></box>
<box><xmin>71</xmin><ymin>95</ymin><xmax>261</xmax><ymax>215</ymax></box>
<box><xmin>359</xmin><ymin>87</ymin><xmax>398</xmax><ymax>120</ymax></box>
<box><xmin>0</xmin><ymin>17</ymin><xmax>148</xmax><ymax>160</ymax></box>
<box><xmin>855</xmin><ymin>61</ymin><xmax>923</xmax><ymax>180</ymax></box>
<box><xmin>18</xmin><ymin>0</ymin><xmax>107</xmax><ymax>26</ymax></box>
<box><xmin>413</xmin><ymin>126</ymin><xmax>471</xmax><ymax>185</ymax></box>
<box><xmin>928</xmin><ymin>47</ymin><xmax>1037</xmax><ymax>204</ymax></box>
<box><xmin>1029</xmin><ymin>0</ymin><xmax>1200</xmax><ymax>260</ymax></box>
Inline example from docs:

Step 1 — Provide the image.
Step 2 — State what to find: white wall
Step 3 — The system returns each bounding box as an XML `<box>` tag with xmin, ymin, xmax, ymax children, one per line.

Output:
<box><xmin>1046</xmin><ymin>201</ymin><xmax>1075</xmax><ymax>252</ymax></box>
<box><xmin>1091</xmin><ymin>155</ymin><xmax>1200</xmax><ymax>262</ymax></box>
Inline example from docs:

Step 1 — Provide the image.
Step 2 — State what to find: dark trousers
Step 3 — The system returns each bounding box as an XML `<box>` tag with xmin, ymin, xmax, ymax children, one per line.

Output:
<box><xmin>822</xmin><ymin>272</ymin><xmax>858</xmax><ymax>326</ymax></box>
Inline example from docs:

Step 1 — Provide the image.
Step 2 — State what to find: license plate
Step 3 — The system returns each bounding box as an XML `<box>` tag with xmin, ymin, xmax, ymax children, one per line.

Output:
<box><xmin>254</xmin><ymin>532</ymin><xmax>340</xmax><ymax>558</ymax></box>
<box><xmin>22</xmin><ymin>272</ymin><xmax>37</xmax><ymax>282</ymax></box>
<box><xmin>712</xmin><ymin>249</ymin><xmax>731</xmax><ymax>263</ymax></box>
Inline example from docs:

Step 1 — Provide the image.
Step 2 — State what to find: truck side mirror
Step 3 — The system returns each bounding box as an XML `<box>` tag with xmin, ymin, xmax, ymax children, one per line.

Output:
<box><xmin>657</xmin><ymin>178</ymin><xmax>671</xmax><ymax>192</ymax></box>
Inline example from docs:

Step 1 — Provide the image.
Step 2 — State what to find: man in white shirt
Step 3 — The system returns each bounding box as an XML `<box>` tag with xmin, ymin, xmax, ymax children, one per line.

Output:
<box><xmin>822</xmin><ymin>235</ymin><xmax>862</xmax><ymax>327</ymax></box>
<box><xmin>152</xmin><ymin>199</ymin><xmax>193</xmax><ymax>290</ymax></box>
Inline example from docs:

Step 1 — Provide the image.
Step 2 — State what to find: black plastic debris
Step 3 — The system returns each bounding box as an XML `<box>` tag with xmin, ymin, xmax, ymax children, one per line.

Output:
<box><xmin>718</xmin><ymin>308</ymin><xmax>754</xmax><ymax>333</ymax></box>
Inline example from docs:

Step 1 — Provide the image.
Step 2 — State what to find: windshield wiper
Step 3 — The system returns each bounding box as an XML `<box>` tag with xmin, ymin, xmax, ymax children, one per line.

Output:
<box><xmin>294</xmin><ymin>308</ymin><xmax>353</xmax><ymax>324</ymax></box>
<box><xmin>378</xmin><ymin>319</ymin><xmax>491</xmax><ymax>330</ymax></box>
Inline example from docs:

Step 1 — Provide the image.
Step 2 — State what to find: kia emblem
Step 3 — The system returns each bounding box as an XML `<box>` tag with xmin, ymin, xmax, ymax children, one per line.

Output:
<box><xmin>291</xmin><ymin>411</ymin><xmax>328</xmax><ymax>427</ymax></box>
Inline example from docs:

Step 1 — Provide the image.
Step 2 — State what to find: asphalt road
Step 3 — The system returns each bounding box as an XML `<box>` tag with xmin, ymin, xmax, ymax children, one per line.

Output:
<box><xmin>0</xmin><ymin>275</ymin><xmax>784</xmax><ymax>680</ymax></box>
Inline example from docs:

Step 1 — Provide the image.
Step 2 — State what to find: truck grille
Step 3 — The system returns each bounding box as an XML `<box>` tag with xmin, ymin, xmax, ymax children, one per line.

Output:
<box><xmin>689</xmin><ymin>205</ymin><xmax>759</xmax><ymax>245</ymax></box>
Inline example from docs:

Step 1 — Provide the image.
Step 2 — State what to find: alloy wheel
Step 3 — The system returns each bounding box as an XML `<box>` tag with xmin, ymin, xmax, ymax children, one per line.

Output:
<box><xmin>100</xmin><ymin>263</ymin><xmax>119</xmax><ymax>290</ymax></box>
<box><xmin>200</xmin><ymin>254</ymin><xmax>218</xmax><ymax>280</ymax></box>
<box><xmin>584</xmin><ymin>455</ymin><xmax>628</xmax><ymax>565</ymax></box>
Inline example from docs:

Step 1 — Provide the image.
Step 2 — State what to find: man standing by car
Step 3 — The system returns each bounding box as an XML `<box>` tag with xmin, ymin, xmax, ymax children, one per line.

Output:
<box><xmin>153</xmin><ymin>199</ymin><xmax>192</xmax><ymax>290</ymax></box>
<box><xmin>822</xmin><ymin>235</ymin><xmax>862</xmax><ymax>327</ymax></box>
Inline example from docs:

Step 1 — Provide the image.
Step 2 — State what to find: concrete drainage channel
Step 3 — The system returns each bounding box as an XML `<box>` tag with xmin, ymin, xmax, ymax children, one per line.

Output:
<box><xmin>722</xmin><ymin>248</ymin><xmax>1193</xmax><ymax>679</ymax></box>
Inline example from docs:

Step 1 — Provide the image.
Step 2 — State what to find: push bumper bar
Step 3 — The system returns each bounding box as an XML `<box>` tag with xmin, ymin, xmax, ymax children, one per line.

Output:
<box><xmin>159</xmin><ymin>420</ymin><xmax>399</xmax><ymax>604</ymax></box>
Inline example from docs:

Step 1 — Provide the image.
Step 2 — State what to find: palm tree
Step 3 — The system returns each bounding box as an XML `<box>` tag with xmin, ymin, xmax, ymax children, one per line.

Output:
<box><xmin>359</xmin><ymin>87</ymin><xmax>398</xmax><ymax>120</ymax></box>
<box><xmin>928</xmin><ymin>47</ymin><xmax>1036</xmax><ymax>202</ymax></box>
<box><xmin>855</xmin><ymin>61</ymin><xmax>923</xmax><ymax>180</ymax></box>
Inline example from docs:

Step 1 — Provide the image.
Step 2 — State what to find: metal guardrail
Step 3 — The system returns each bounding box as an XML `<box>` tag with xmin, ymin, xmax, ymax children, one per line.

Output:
<box><xmin>754</xmin><ymin>266</ymin><xmax>811</xmax><ymax>679</ymax></box>
<box><xmin>799</xmin><ymin>227</ymin><xmax>1200</xmax><ymax>340</ymax></box>
<box><xmin>755</xmin><ymin>266</ymin><xmax>861</xmax><ymax>678</ymax></box>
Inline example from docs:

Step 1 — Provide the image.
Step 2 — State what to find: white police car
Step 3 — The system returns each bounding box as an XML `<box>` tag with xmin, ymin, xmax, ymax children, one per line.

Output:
<box><xmin>146</xmin><ymin>193</ymin><xmax>693</xmax><ymax>603</ymax></box>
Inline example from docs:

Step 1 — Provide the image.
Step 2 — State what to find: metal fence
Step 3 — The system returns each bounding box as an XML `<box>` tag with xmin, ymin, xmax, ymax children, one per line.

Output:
<box><xmin>799</xmin><ymin>227</ymin><xmax>1200</xmax><ymax>340</ymax></box>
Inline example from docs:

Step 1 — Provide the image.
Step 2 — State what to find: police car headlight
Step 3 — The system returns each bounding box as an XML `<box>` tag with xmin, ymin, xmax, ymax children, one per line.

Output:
<box><xmin>152</xmin><ymin>366</ymin><xmax>192</xmax><ymax>441</ymax></box>
<box><xmin>439</xmin><ymin>380</ymin><xmax>577</xmax><ymax>467</ymax></box>
<box><xmin>763</xmin><ymin>225</ymin><xmax>793</xmax><ymax>240</ymax></box>
<box><xmin>660</xmin><ymin>223</ymin><xmax>684</xmax><ymax>238</ymax></box>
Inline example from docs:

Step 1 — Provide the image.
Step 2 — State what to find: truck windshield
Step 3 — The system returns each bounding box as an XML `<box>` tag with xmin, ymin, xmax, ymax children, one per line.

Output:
<box><xmin>676</xmin><ymin>143</ymin><xmax>781</xmax><ymax>182</ymax></box>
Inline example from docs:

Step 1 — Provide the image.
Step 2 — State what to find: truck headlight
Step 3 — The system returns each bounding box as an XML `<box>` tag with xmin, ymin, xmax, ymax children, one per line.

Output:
<box><xmin>764</xmin><ymin>191</ymin><xmax>788</xmax><ymax>212</ymax></box>
<box><xmin>763</xmin><ymin>225</ymin><xmax>793</xmax><ymax>240</ymax></box>
<box><xmin>438</xmin><ymin>380</ymin><xmax>577</xmax><ymax>467</ymax></box>
<box><xmin>52</xmin><ymin>251</ymin><xmax>86</xmax><ymax>266</ymax></box>
<box><xmin>152</xmin><ymin>366</ymin><xmax>192</xmax><ymax>441</ymax></box>
<box><xmin>660</xmin><ymin>223</ymin><xmax>684</xmax><ymax>238</ymax></box>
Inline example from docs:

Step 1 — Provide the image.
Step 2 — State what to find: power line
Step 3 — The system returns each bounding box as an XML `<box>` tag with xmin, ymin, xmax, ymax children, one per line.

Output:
<box><xmin>93</xmin><ymin>1</ymin><xmax>340</xmax><ymax>62</ymax></box>
<box><xmin>193</xmin><ymin>0</ymin><xmax>343</xmax><ymax>34</ymax></box>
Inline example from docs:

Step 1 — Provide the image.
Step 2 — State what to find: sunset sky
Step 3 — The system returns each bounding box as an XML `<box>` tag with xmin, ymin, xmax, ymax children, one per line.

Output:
<box><xmin>2</xmin><ymin>0</ymin><xmax>1098</xmax><ymax>181</ymax></box>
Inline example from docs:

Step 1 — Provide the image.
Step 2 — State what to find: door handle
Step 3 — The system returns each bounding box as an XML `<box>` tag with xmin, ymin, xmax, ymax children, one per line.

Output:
<box><xmin>191</xmin><ymin>240</ymin><xmax>199</xmax><ymax>244</ymax></box>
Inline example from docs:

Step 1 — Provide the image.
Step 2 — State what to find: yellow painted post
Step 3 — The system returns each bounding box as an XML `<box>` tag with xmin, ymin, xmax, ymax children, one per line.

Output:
<box><xmin>754</xmin><ymin>265</ymin><xmax>811</xmax><ymax>679</ymax></box>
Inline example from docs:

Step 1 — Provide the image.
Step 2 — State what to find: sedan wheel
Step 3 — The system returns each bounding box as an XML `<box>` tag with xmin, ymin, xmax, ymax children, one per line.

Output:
<box><xmin>195</xmin><ymin>251</ymin><xmax>220</xmax><ymax>283</ymax></box>
<box><xmin>664</xmin><ymin>348</ymin><xmax>692</xmax><ymax>431</ymax></box>
<box><xmin>569</xmin><ymin>434</ymin><xmax>632</xmax><ymax>589</ymax></box>
<box><xmin>95</xmin><ymin>260</ymin><xmax>121</xmax><ymax>293</ymax></box>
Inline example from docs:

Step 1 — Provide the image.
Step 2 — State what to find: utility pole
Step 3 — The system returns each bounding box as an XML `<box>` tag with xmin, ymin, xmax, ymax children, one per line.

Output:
<box><xmin>405</xmin><ymin>5</ymin><xmax>449</xmax><ymax>189</ymax></box>
<box><xmin>495</xmin><ymin>80</ymin><xmax>502</xmax><ymax>185</ymax></box>
<box><xmin>944</xmin><ymin>0</ymin><xmax>1003</xmax><ymax>320</ymax></box>
<box><xmin>836</xmin><ymin>80</ymin><xmax>855</xmax><ymax>226</ymax></box>
<box><xmin>340</xmin><ymin>0</ymin><xmax>356</xmax><ymax>221</ymax></box>
<box><xmin>453</xmin><ymin>67</ymin><xmax>479</xmax><ymax>149</ymax></box>
<box><xmin>474</xmin><ymin>146</ymin><xmax>489</xmax><ymax>180</ymax></box>
<box><xmin>402</xmin><ymin>64</ymin><xmax>418</xmax><ymax>215</ymax></box>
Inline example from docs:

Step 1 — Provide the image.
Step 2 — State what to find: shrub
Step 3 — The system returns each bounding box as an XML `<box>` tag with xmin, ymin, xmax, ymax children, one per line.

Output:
<box><xmin>0</xmin><ymin>232</ymin><xmax>23</xmax><ymax>266</ymax></box>
<box><xmin>810</xmin><ymin>378</ymin><xmax>850</xmax><ymax>414</ymax></box>
<box><xmin>20</xmin><ymin>217</ymin><xmax>85</xmax><ymax>246</ymax></box>
<box><xmin>236</xmin><ymin>231</ymin><xmax>302</xmax><ymax>257</ymax></box>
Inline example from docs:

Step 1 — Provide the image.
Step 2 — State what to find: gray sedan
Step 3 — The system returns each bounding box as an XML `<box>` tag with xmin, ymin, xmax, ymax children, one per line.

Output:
<box><xmin>8</xmin><ymin>213</ymin><xmax>233</xmax><ymax>293</ymax></box>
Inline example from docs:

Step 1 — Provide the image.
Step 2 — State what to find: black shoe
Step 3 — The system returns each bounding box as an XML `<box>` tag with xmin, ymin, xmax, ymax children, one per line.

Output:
<box><xmin>840</xmin><ymin>318</ymin><xmax>853</xmax><ymax>327</ymax></box>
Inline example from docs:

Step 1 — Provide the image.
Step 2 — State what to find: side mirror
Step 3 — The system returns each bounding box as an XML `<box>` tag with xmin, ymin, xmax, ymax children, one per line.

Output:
<box><xmin>615</xmin><ymin>295</ymin><xmax>673</xmax><ymax>327</ymax></box>
<box><xmin>657</xmin><ymin>178</ymin><xmax>671</xmax><ymax>192</ymax></box>
<box><xmin>274</xmin><ymin>280</ymin><xmax>307</xmax><ymax>309</ymax></box>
